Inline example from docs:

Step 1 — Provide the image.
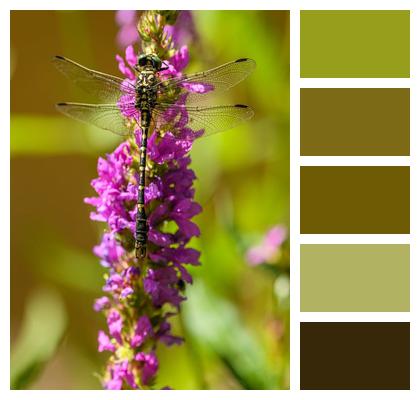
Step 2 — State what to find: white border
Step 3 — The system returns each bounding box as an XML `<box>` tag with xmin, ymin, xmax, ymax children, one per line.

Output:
<box><xmin>3</xmin><ymin>1</ymin><xmax>420</xmax><ymax>399</ymax></box>
<box><xmin>301</xmin><ymin>78</ymin><xmax>410</xmax><ymax>88</ymax></box>
<box><xmin>300</xmin><ymin>234</ymin><xmax>411</xmax><ymax>244</ymax></box>
<box><xmin>300</xmin><ymin>156</ymin><xmax>411</xmax><ymax>166</ymax></box>
<box><xmin>300</xmin><ymin>313</ymin><xmax>411</xmax><ymax>322</ymax></box>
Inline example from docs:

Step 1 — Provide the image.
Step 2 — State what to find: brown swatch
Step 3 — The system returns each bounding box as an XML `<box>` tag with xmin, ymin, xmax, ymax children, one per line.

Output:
<box><xmin>301</xmin><ymin>88</ymin><xmax>410</xmax><ymax>156</ymax></box>
<box><xmin>300</xmin><ymin>166</ymin><xmax>410</xmax><ymax>234</ymax></box>
<box><xmin>300</xmin><ymin>322</ymin><xmax>410</xmax><ymax>390</ymax></box>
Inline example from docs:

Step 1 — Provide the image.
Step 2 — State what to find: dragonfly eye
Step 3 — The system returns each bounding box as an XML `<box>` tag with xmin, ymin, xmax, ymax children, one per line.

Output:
<box><xmin>151</xmin><ymin>55</ymin><xmax>162</xmax><ymax>70</ymax></box>
<box><xmin>138</xmin><ymin>54</ymin><xmax>162</xmax><ymax>70</ymax></box>
<box><xmin>137</xmin><ymin>55</ymin><xmax>148</xmax><ymax>67</ymax></box>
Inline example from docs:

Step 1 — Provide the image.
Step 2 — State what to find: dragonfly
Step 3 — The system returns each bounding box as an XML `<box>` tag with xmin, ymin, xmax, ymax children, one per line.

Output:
<box><xmin>53</xmin><ymin>53</ymin><xmax>255</xmax><ymax>259</ymax></box>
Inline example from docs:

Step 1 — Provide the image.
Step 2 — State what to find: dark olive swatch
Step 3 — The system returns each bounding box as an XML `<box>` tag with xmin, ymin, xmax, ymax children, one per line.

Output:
<box><xmin>301</xmin><ymin>88</ymin><xmax>410</xmax><ymax>156</ymax></box>
<box><xmin>300</xmin><ymin>322</ymin><xmax>410</xmax><ymax>389</ymax></box>
<box><xmin>301</xmin><ymin>11</ymin><xmax>410</xmax><ymax>77</ymax></box>
<box><xmin>300</xmin><ymin>166</ymin><xmax>410</xmax><ymax>234</ymax></box>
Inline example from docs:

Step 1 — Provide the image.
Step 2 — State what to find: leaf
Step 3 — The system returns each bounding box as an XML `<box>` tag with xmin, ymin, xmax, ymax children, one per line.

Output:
<box><xmin>11</xmin><ymin>288</ymin><xmax>68</xmax><ymax>389</ymax></box>
<box><xmin>182</xmin><ymin>281</ymin><xmax>278</xmax><ymax>389</ymax></box>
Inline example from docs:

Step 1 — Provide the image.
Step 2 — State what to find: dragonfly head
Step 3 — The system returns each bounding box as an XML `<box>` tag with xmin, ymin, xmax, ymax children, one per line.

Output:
<box><xmin>137</xmin><ymin>54</ymin><xmax>163</xmax><ymax>71</ymax></box>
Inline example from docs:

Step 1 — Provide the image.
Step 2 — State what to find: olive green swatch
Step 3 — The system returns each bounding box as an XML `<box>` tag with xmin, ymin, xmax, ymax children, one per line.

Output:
<box><xmin>300</xmin><ymin>244</ymin><xmax>410</xmax><ymax>312</ymax></box>
<box><xmin>300</xmin><ymin>166</ymin><xmax>410</xmax><ymax>233</ymax></box>
<box><xmin>301</xmin><ymin>10</ymin><xmax>410</xmax><ymax>77</ymax></box>
<box><xmin>300</xmin><ymin>88</ymin><xmax>410</xmax><ymax>156</ymax></box>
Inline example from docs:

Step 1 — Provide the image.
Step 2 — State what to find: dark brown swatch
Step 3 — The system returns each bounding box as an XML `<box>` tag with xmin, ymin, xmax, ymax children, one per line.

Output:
<box><xmin>300</xmin><ymin>166</ymin><xmax>410</xmax><ymax>234</ymax></box>
<box><xmin>301</xmin><ymin>88</ymin><xmax>410</xmax><ymax>156</ymax></box>
<box><xmin>300</xmin><ymin>322</ymin><xmax>410</xmax><ymax>390</ymax></box>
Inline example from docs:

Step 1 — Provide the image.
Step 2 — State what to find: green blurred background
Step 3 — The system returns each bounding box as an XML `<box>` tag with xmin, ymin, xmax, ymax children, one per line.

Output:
<box><xmin>10</xmin><ymin>10</ymin><xmax>289</xmax><ymax>389</ymax></box>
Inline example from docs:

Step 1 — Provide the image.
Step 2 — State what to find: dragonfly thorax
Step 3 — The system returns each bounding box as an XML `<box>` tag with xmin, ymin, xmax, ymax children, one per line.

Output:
<box><xmin>135</xmin><ymin>70</ymin><xmax>159</xmax><ymax>111</ymax></box>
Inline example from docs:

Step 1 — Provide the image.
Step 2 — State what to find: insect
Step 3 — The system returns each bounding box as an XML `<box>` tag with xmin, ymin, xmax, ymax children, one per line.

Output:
<box><xmin>53</xmin><ymin>53</ymin><xmax>255</xmax><ymax>259</ymax></box>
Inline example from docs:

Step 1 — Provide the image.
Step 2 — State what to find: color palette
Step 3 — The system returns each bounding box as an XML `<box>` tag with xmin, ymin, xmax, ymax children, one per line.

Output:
<box><xmin>301</xmin><ymin>88</ymin><xmax>410</xmax><ymax>156</ymax></box>
<box><xmin>299</xmin><ymin>9</ymin><xmax>411</xmax><ymax>391</ymax></box>
<box><xmin>300</xmin><ymin>10</ymin><xmax>410</xmax><ymax>77</ymax></box>
<box><xmin>300</xmin><ymin>322</ymin><xmax>410</xmax><ymax>389</ymax></box>
<box><xmin>300</xmin><ymin>244</ymin><xmax>410</xmax><ymax>312</ymax></box>
<box><xmin>300</xmin><ymin>166</ymin><xmax>410</xmax><ymax>234</ymax></box>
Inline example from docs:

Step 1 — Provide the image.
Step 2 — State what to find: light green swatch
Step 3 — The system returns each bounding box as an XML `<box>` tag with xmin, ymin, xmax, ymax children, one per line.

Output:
<box><xmin>301</xmin><ymin>10</ymin><xmax>410</xmax><ymax>77</ymax></box>
<box><xmin>301</xmin><ymin>244</ymin><xmax>410</xmax><ymax>312</ymax></box>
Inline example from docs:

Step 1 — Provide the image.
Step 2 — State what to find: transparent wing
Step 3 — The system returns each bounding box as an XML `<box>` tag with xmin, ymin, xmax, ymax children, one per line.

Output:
<box><xmin>153</xmin><ymin>103</ymin><xmax>254</xmax><ymax>137</ymax></box>
<box><xmin>52</xmin><ymin>56</ymin><xmax>136</xmax><ymax>103</ymax></box>
<box><xmin>56</xmin><ymin>102</ymin><xmax>136</xmax><ymax>136</ymax></box>
<box><xmin>155</xmin><ymin>58</ymin><xmax>255</xmax><ymax>105</ymax></box>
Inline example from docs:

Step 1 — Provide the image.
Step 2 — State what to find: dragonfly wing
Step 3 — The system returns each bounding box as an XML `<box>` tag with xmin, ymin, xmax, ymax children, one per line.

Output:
<box><xmin>52</xmin><ymin>56</ymin><xmax>136</xmax><ymax>103</ymax></box>
<box><xmin>56</xmin><ymin>102</ymin><xmax>135</xmax><ymax>136</ymax></box>
<box><xmin>156</xmin><ymin>58</ymin><xmax>255</xmax><ymax>105</ymax></box>
<box><xmin>154</xmin><ymin>103</ymin><xmax>254</xmax><ymax>137</ymax></box>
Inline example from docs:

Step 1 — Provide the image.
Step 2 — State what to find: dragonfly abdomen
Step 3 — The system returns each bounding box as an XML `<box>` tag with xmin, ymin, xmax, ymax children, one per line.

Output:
<box><xmin>134</xmin><ymin>98</ymin><xmax>151</xmax><ymax>257</ymax></box>
<box><xmin>133</xmin><ymin>69</ymin><xmax>159</xmax><ymax>259</ymax></box>
<box><xmin>135</xmin><ymin>117</ymin><xmax>149</xmax><ymax>259</ymax></box>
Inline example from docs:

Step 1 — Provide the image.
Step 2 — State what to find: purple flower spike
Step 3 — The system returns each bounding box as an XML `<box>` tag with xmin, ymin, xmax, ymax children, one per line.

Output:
<box><xmin>104</xmin><ymin>377</ymin><xmax>122</xmax><ymax>390</ymax></box>
<box><xmin>94</xmin><ymin>296</ymin><xmax>110</xmax><ymax>312</ymax></box>
<box><xmin>135</xmin><ymin>352</ymin><xmax>159</xmax><ymax>385</ymax></box>
<box><xmin>93</xmin><ymin>233</ymin><xmax>124</xmax><ymax>268</ymax></box>
<box><xmin>120</xmin><ymin>287</ymin><xmax>134</xmax><ymax>298</ymax></box>
<box><xmin>98</xmin><ymin>330</ymin><xmax>116</xmax><ymax>352</ymax></box>
<box><xmin>131</xmin><ymin>316</ymin><xmax>153</xmax><ymax>348</ymax></box>
<box><xmin>105</xmin><ymin>360</ymin><xmax>137</xmax><ymax>389</ymax></box>
<box><xmin>107</xmin><ymin>309</ymin><xmax>123</xmax><ymax>343</ymax></box>
<box><xmin>88</xmin><ymin>11</ymin><xmax>202</xmax><ymax>390</ymax></box>
<box><xmin>157</xmin><ymin>319</ymin><xmax>184</xmax><ymax>346</ymax></box>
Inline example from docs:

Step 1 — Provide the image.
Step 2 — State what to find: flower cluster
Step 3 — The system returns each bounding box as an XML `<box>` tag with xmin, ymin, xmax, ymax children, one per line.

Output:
<box><xmin>163</xmin><ymin>11</ymin><xmax>197</xmax><ymax>47</ymax></box>
<box><xmin>86</xmin><ymin>11</ymin><xmax>201</xmax><ymax>390</ymax></box>
<box><xmin>246</xmin><ymin>225</ymin><xmax>287</xmax><ymax>266</ymax></box>
<box><xmin>115</xmin><ymin>10</ymin><xmax>138</xmax><ymax>48</ymax></box>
